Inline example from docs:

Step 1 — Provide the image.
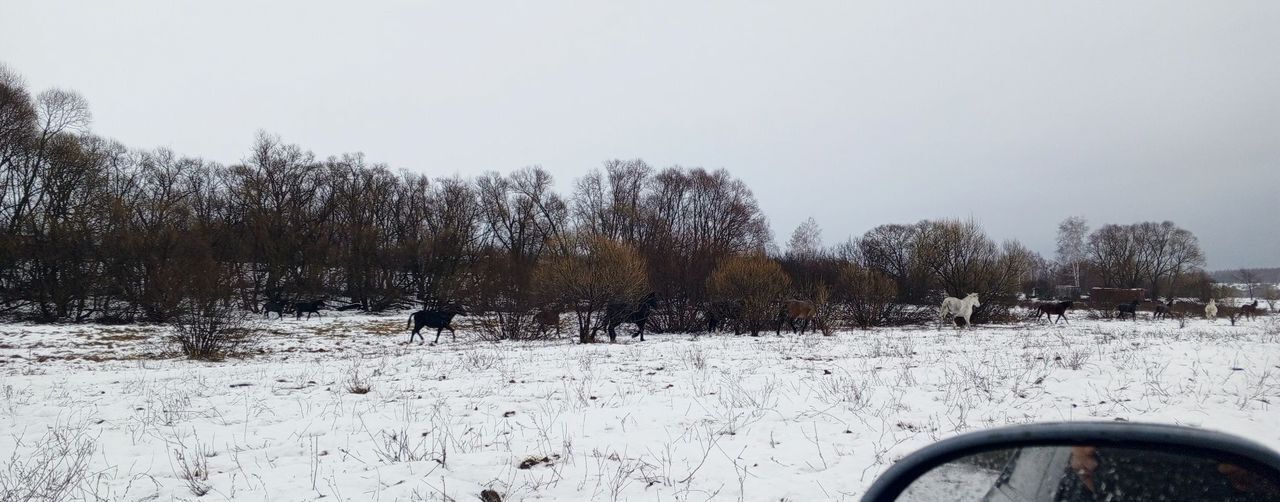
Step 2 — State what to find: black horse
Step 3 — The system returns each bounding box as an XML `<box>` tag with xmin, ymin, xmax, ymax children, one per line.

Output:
<box><xmin>408</xmin><ymin>306</ymin><xmax>466</xmax><ymax>344</ymax></box>
<box><xmin>602</xmin><ymin>293</ymin><xmax>658</xmax><ymax>342</ymax></box>
<box><xmin>263</xmin><ymin>300</ymin><xmax>288</xmax><ymax>319</ymax></box>
<box><xmin>1116</xmin><ymin>299</ymin><xmax>1140</xmax><ymax>321</ymax></box>
<box><xmin>1035</xmin><ymin>300</ymin><xmax>1074</xmax><ymax>324</ymax></box>
<box><xmin>706</xmin><ymin>300</ymin><xmax>744</xmax><ymax>335</ymax></box>
<box><xmin>294</xmin><ymin>300</ymin><xmax>326</xmax><ymax>320</ymax></box>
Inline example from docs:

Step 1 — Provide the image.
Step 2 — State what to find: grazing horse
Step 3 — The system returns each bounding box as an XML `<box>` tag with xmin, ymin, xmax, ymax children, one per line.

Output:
<box><xmin>263</xmin><ymin>300</ymin><xmax>288</xmax><ymax>319</ymax></box>
<box><xmin>603</xmin><ymin>293</ymin><xmax>658</xmax><ymax>342</ymax></box>
<box><xmin>1205</xmin><ymin>299</ymin><xmax>1218</xmax><ymax>320</ymax></box>
<box><xmin>293</xmin><ymin>300</ymin><xmax>325</xmax><ymax>320</ymax></box>
<box><xmin>408</xmin><ymin>306</ymin><xmax>466</xmax><ymax>344</ymax></box>
<box><xmin>1035</xmin><ymin>301</ymin><xmax>1074</xmax><ymax>324</ymax></box>
<box><xmin>706</xmin><ymin>300</ymin><xmax>744</xmax><ymax>335</ymax></box>
<box><xmin>939</xmin><ymin>293</ymin><xmax>981</xmax><ymax>329</ymax></box>
<box><xmin>1115</xmin><ymin>299</ymin><xmax>1140</xmax><ymax>321</ymax></box>
<box><xmin>776</xmin><ymin>299</ymin><xmax>818</xmax><ymax>335</ymax></box>
<box><xmin>532</xmin><ymin>307</ymin><xmax>563</xmax><ymax>336</ymax></box>
<box><xmin>1240</xmin><ymin>300</ymin><xmax>1261</xmax><ymax>321</ymax></box>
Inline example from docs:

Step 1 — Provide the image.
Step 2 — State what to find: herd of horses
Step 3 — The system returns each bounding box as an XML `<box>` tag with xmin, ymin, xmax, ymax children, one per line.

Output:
<box><xmin>264</xmin><ymin>293</ymin><xmax>820</xmax><ymax>344</ymax></box>
<box><xmin>1034</xmin><ymin>298</ymin><xmax>1264</xmax><ymax>324</ymax></box>
<box><xmin>263</xmin><ymin>299</ymin><xmax>327</xmax><ymax>320</ymax></box>
<box><xmin>262</xmin><ymin>292</ymin><xmax>1268</xmax><ymax>344</ymax></box>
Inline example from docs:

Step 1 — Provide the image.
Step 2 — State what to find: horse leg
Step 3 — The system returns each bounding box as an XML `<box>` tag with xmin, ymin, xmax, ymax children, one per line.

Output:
<box><xmin>450</xmin><ymin>326</ymin><xmax>457</xmax><ymax>341</ymax></box>
<box><xmin>434</xmin><ymin>327</ymin><xmax>444</xmax><ymax>344</ymax></box>
<box><xmin>637</xmin><ymin>320</ymin><xmax>646</xmax><ymax>341</ymax></box>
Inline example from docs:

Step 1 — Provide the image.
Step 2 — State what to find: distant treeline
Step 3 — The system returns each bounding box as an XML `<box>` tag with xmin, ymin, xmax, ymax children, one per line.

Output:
<box><xmin>0</xmin><ymin>64</ymin><xmax>1221</xmax><ymax>338</ymax></box>
<box><xmin>1210</xmin><ymin>268</ymin><xmax>1280</xmax><ymax>284</ymax></box>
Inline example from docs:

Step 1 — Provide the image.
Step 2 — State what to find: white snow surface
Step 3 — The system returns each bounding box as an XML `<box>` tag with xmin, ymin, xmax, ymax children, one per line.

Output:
<box><xmin>1</xmin><ymin>312</ymin><xmax>1278</xmax><ymax>501</ymax></box>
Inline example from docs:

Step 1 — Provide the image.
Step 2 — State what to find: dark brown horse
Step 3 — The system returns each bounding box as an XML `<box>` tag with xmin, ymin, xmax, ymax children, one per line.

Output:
<box><xmin>1115</xmin><ymin>299</ymin><xmax>1140</xmax><ymax>321</ymax></box>
<box><xmin>706</xmin><ymin>300</ymin><xmax>744</xmax><ymax>335</ymax></box>
<box><xmin>1240</xmin><ymin>300</ymin><xmax>1261</xmax><ymax>321</ymax></box>
<box><xmin>1153</xmin><ymin>300</ymin><xmax>1172</xmax><ymax>320</ymax></box>
<box><xmin>776</xmin><ymin>299</ymin><xmax>817</xmax><ymax>335</ymax></box>
<box><xmin>1035</xmin><ymin>301</ymin><xmax>1074</xmax><ymax>324</ymax></box>
<box><xmin>533</xmin><ymin>306</ymin><xmax>563</xmax><ymax>336</ymax></box>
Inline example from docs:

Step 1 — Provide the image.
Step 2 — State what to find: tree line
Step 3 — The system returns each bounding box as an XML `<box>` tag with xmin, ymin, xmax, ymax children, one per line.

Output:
<box><xmin>0</xmin><ymin>65</ymin><xmax>1214</xmax><ymax>339</ymax></box>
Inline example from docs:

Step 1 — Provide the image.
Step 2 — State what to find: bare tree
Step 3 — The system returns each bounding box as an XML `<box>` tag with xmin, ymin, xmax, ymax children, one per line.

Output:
<box><xmin>571</xmin><ymin>159</ymin><xmax>651</xmax><ymax>244</ymax></box>
<box><xmin>1055</xmin><ymin>216</ymin><xmax>1088</xmax><ymax>288</ymax></box>
<box><xmin>1234</xmin><ymin>268</ymin><xmax>1261</xmax><ymax>299</ymax></box>
<box><xmin>785</xmin><ymin>217</ymin><xmax>822</xmax><ymax>261</ymax></box>
<box><xmin>474</xmin><ymin>167</ymin><xmax>567</xmax><ymax>338</ymax></box>
<box><xmin>1088</xmin><ymin>221</ymin><xmax>1204</xmax><ymax>299</ymax></box>
<box><xmin>846</xmin><ymin>224</ymin><xmax>932</xmax><ymax>303</ymax></box>
<box><xmin>1262</xmin><ymin>284</ymin><xmax>1279</xmax><ymax>311</ymax></box>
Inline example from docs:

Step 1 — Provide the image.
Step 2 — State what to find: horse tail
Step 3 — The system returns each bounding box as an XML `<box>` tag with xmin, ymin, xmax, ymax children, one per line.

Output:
<box><xmin>407</xmin><ymin>314</ymin><xmax>414</xmax><ymax>329</ymax></box>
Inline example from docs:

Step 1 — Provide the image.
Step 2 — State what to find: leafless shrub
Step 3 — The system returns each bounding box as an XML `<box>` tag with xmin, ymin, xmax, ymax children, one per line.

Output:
<box><xmin>707</xmin><ymin>254</ymin><xmax>791</xmax><ymax>336</ymax></box>
<box><xmin>344</xmin><ymin>363</ymin><xmax>372</xmax><ymax>395</ymax></box>
<box><xmin>680</xmin><ymin>345</ymin><xmax>708</xmax><ymax>371</ymax></box>
<box><xmin>168</xmin><ymin>296</ymin><xmax>250</xmax><ymax>361</ymax></box>
<box><xmin>475</xmin><ymin>310</ymin><xmax>556</xmax><ymax>342</ymax></box>
<box><xmin>371</xmin><ymin>428</ymin><xmax>433</xmax><ymax>463</ymax></box>
<box><xmin>813</xmin><ymin>370</ymin><xmax>871</xmax><ymax>410</ymax></box>
<box><xmin>173</xmin><ymin>445</ymin><xmax>211</xmax><ymax>496</ymax></box>
<box><xmin>0</xmin><ymin>421</ymin><xmax>97</xmax><ymax>502</ymax></box>
<box><xmin>460</xmin><ymin>348</ymin><xmax>502</xmax><ymax>372</ymax></box>
<box><xmin>890</xmin><ymin>336</ymin><xmax>917</xmax><ymax>358</ymax></box>
<box><xmin>537</xmin><ymin>233</ymin><xmax>648</xmax><ymax>343</ymax></box>
<box><xmin>1055</xmin><ymin>349</ymin><xmax>1091</xmax><ymax>370</ymax></box>
<box><xmin>833</xmin><ymin>263</ymin><xmax>901</xmax><ymax>329</ymax></box>
<box><xmin>704</xmin><ymin>373</ymin><xmax>780</xmax><ymax>435</ymax></box>
<box><xmin>1235</xmin><ymin>368</ymin><xmax>1277</xmax><ymax>411</ymax></box>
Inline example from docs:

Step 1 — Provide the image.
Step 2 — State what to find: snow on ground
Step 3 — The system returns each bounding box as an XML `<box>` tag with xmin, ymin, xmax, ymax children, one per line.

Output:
<box><xmin>1</xmin><ymin>312</ymin><xmax>1278</xmax><ymax>501</ymax></box>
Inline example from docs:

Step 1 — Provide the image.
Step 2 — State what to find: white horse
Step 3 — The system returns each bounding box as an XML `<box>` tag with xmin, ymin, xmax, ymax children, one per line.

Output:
<box><xmin>1205</xmin><ymin>298</ymin><xmax>1218</xmax><ymax>320</ymax></box>
<box><xmin>940</xmin><ymin>293</ymin><xmax>981</xmax><ymax>329</ymax></box>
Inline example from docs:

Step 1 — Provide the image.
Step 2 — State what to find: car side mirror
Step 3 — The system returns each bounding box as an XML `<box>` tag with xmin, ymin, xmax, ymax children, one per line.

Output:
<box><xmin>863</xmin><ymin>422</ymin><xmax>1280</xmax><ymax>501</ymax></box>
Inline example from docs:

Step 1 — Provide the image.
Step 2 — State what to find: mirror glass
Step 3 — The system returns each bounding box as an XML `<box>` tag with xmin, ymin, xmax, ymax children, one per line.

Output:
<box><xmin>896</xmin><ymin>445</ymin><xmax>1280</xmax><ymax>501</ymax></box>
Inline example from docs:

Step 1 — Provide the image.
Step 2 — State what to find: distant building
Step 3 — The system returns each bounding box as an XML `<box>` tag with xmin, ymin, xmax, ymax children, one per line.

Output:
<box><xmin>1088</xmin><ymin>287</ymin><xmax>1146</xmax><ymax>305</ymax></box>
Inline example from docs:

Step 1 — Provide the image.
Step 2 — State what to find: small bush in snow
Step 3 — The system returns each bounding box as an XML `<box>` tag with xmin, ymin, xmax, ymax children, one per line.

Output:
<box><xmin>0</xmin><ymin>420</ymin><xmax>96</xmax><ymax>502</ymax></box>
<box><xmin>167</xmin><ymin>297</ymin><xmax>249</xmax><ymax>361</ymax></box>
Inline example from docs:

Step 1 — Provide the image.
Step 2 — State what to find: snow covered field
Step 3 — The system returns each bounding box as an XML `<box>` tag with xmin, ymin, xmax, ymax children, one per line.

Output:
<box><xmin>1</xmin><ymin>313</ymin><xmax>1278</xmax><ymax>501</ymax></box>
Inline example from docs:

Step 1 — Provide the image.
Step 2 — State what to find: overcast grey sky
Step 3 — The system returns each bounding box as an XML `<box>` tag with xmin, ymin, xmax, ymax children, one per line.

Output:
<box><xmin>3</xmin><ymin>1</ymin><xmax>1277</xmax><ymax>269</ymax></box>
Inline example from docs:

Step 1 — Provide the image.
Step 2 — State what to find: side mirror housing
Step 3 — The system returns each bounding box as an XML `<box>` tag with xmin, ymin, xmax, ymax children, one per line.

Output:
<box><xmin>863</xmin><ymin>422</ymin><xmax>1280</xmax><ymax>501</ymax></box>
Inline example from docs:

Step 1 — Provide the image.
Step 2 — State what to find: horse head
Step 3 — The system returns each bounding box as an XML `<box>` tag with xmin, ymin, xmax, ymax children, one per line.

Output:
<box><xmin>967</xmin><ymin>293</ymin><xmax>981</xmax><ymax>307</ymax></box>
